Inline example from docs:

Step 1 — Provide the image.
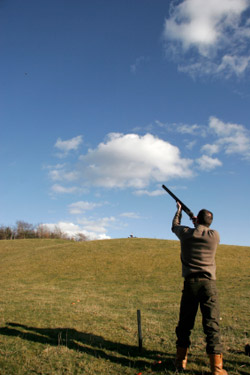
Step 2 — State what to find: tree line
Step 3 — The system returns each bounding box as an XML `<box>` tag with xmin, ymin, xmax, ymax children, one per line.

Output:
<box><xmin>0</xmin><ymin>221</ymin><xmax>87</xmax><ymax>241</ymax></box>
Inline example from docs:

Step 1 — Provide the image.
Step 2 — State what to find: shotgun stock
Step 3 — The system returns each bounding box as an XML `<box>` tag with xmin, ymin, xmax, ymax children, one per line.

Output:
<box><xmin>162</xmin><ymin>184</ymin><xmax>195</xmax><ymax>220</ymax></box>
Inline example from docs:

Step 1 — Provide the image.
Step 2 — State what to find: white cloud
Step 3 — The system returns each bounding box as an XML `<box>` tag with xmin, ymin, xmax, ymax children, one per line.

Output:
<box><xmin>186</xmin><ymin>140</ymin><xmax>197</xmax><ymax>150</ymax></box>
<box><xmin>49</xmin><ymin>169</ymin><xmax>78</xmax><ymax>182</ymax></box>
<box><xmin>78</xmin><ymin>133</ymin><xmax>193</xmax><ymax>188</ymax></box>
<box><xmin>177</xmin><ymin>124</ymin><xmax>201</xmax><ymax>134</ymax></box>
<box><xmin>48</xmin><ymin>119</ymin><xmax>249</xmax><ymax>201</ymax></box>
<box><xmin>133</xmin><ymin>189</ymin><xmax>165</xmax><ymax>197</ymax></box>
<box><xmin>68</xmin><ymin>201</ymin><xmax>101</xmax><ymax>214</ymax></box>
<box><xmin>51</xmin><ymin>184</ymin><xmax>79</xmax><ymax>194</ymax></box>
<box><xmin>44</xmin><ymin>163</ymin><xmax>66</xmax><ymax>170</ymax></box>
<box><xmin>47</xmin><ymin>116</ymin><xmax>250</xmax><ymax>201</ymax></box>
<box><xmin>165</xmin><ymin>0</ymin><xmax>248</xmax><ymax>53</ymax></box>
<box><xmin>41</xmin><ymin>221</ymin><xmax>110</xmax><ymax>241</ymax></box>
<box><xmin>217</xmin><ymin>55</ymin><xmax>250</xmax><ymax>77</ymax></box>
<box><xmin>196</xmin><ymin>155</ymin><xmax>223</xmax><ymax>171</ymax></box>
<box><xmin>176</xmin><ymin>123</ymin><xmax>206</xmax><ymax>136</ymax></box>
<box><xmin>163</xmin><ymin>0</ymin><xmax>250</xmax><ymax>77</ymax></box>
<box><xmin>177</xmin><ymin>60</ymin><xmax>222</xmax><ymax>78</ymax></box>
<box><xmin>201</xmin><ymin>143</ymin><xmax>220</xmax><ymax>155</ymax></box>
<box><xmin>120</xmin><ymin>212</ymin><xmax>141</xmax><ymax>219</ymax></box>
<box><xmin>209</xmin><ymin>116</ymin><xmax>250</xmax><ymax>158</ymax></box>
<box><xmin>55</xmin><ymin>135</ymin><xmax>83</xmax><ymax>157</ymax></box>
<box><xmin>210</xmin><ymin>116</ymin><xmax>244</xmax><ymax>136</ymax></box>
<box><xmin>78</xmin><ymin>217</ymin><xmax>116</xmax><ymax>234</ymax></box>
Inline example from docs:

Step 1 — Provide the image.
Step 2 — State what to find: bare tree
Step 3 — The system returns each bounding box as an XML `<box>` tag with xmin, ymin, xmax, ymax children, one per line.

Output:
<box><xmin>0</xmin><ymin>222</ymin><xmax>80</xmax><ymax>241</ymax></box>
<box><xmin>16</xmin><ymin>221</ymin><xmax>35</xmax><ymax>239</ymax></box>
<box><xmin>76</xmin><ymin>233</ymin><xmax>87</xmax><ymax>242</ymax></box>
<box><xmin>36</xmin><ymin>224</ymin><xmax>51</xmax><ymax>239</ymax></box>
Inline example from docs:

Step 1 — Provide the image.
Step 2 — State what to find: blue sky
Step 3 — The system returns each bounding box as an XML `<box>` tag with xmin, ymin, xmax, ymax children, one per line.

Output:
<box><xmin>1</xmin><ymin>0</ymin><xmax>250</xmax><ymax>245</ymax></box>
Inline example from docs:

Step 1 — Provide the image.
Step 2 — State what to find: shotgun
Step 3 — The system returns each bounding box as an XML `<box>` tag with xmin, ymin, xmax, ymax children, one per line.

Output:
<box><xmin>162</xmin><ymin>184</ymin><xmax>195</xmax><ymax>220</ymax></box>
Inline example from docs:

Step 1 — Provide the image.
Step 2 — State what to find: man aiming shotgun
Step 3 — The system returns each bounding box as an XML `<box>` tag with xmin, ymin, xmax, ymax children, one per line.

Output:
<box><xmin>162</xmin><ymin>185</ymin><xmax>228</xmax><ymax>375</ymax></box>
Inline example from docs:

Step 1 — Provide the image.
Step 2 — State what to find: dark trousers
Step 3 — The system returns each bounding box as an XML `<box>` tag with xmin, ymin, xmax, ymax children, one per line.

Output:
<box><xmin>176</xmin><ymin>278</ymin><xmax>223</xmax><ymax>354</ymax></box>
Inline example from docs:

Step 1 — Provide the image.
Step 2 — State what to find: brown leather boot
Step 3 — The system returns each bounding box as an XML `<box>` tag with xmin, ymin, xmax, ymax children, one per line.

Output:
<box><xmin>175</xmin><ymin>347</ymin><xmax>188</xmax><ymax>370</ymax></box>
<box><xmin>209</xmin><ymin>354</ymin><xmax>228</xmax><ymax>375</ymax></box>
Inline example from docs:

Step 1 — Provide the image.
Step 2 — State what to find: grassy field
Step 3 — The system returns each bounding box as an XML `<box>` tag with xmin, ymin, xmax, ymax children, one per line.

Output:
<box><xmin>0</xmin><ymin>238</ymin><xmax>249</xmax><ymax>375</ymax></box>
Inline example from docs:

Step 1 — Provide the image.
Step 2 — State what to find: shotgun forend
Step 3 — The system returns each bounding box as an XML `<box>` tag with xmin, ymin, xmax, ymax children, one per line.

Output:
<box><xmin>162</xmin><ymin>184</ymin><xmax>195</xmax><ymax>220</ymax></box>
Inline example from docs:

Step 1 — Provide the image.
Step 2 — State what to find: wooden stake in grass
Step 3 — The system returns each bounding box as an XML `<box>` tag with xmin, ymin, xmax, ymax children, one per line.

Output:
<box><xmin>137</xmin><ymin>309</ymin><xmax>143</xmax><ymax>352</ymax></box>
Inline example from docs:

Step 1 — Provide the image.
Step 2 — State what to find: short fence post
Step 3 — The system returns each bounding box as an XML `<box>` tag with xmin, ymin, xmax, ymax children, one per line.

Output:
<box><xmin>137</xmin><ymin>309</ymin><xmax>143</xmax><ymax>352</ymax></box>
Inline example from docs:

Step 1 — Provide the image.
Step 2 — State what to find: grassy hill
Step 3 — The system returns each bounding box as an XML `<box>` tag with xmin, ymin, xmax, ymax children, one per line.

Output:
<box><xmin>0</xmin><ymin>238</ymin><xmax>249</xmax><ymax>375</ymax></box>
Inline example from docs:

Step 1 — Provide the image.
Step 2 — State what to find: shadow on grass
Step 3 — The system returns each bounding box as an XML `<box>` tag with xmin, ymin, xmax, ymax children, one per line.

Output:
<box><xmin>6</xmin><ymin>323</ymin><xmax>249</xmax><ymax>374</ymax></box>
<box><xmin>2</xmin><ymin>324</ymin><xmax>248</xmax><ymax>374</ymax></box>
<box><xmin>0</xmin><ymin>322</ymin><xmax>178</xmax><ymax>372</ymax></box>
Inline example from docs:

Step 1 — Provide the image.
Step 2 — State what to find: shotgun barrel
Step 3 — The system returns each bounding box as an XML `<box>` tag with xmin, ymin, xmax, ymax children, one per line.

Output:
<box><xmin>162</xmin><ymin>184</ymin><xmax>195</xmax><ymax>220</ymax></box>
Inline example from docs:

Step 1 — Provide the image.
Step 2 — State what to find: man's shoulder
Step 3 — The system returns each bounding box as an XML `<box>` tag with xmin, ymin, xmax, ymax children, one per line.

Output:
<box><xmin>209</xmin><ymin>228</ymin><xmax>220</xmax><ymax>240</ymax></box>
<box><xmin>197</xmin><ymin>225</ymin><xmax>219</xmax><ymax>233</ymax></box>
<box><xmin>172</xmin><ymin>225</ymin><xmax>192</xmax><ymax>236</ymax></box>
<box><xmin>196</xmin><ymin>225</ymin><xmax>220</xmax><ymax>242</ymax></box>
<box><xmin>206</xmin><ymin>226</ymin><xmax>219</xmax><ymax>236</ymax></box>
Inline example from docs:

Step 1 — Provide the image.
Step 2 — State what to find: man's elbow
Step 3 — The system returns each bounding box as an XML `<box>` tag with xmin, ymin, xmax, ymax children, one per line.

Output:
<box><xmin>171</xmin><ymin>224</ymin><xmax>176</xmax><ymax>233</ymax></box>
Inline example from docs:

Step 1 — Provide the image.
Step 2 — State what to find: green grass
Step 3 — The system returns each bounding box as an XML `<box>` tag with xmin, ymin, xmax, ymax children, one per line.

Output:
<box><xmin>0</xmin><ymin>238</ymin><xmax>249</xmax><ymax>374</ymax></box>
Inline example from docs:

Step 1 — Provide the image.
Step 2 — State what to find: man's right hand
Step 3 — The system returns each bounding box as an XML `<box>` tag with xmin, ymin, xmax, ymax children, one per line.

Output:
<box><xmin>176</xmin><ymin>202</ymin><xmax>182</xmax><ymax>212</ymax></box>
<box><xmin>192</xmin><ymin>216</ymin><xmax>198</xmax><ymax>226</ymax></box>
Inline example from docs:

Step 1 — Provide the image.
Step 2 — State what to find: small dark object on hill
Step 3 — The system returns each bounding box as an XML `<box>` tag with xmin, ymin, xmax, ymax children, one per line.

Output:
<box><xmin>245</xmin><ymin>344</ymin><xmax>250</xmax><ymax>356</ymax></box>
